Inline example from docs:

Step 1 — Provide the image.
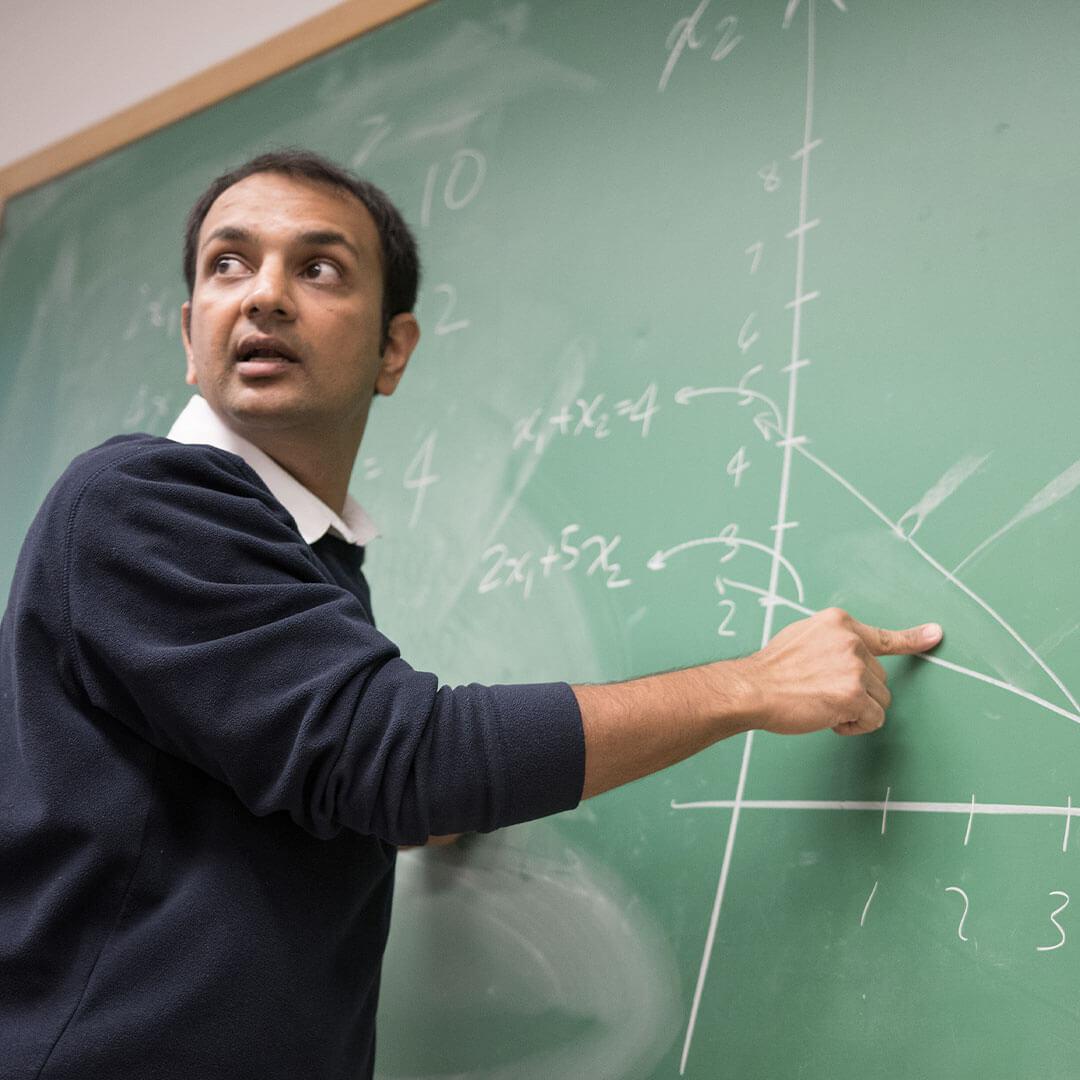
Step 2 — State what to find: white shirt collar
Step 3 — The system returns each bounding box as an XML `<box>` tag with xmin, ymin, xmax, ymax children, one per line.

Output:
<box><xmin>166</xmin><ymin>394</ymin><xmax>379</xmax><ymax>548</ymax></box>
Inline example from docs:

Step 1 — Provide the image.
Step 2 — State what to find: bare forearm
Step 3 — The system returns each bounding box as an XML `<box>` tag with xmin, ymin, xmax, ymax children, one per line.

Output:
<box><xmin>572</xmin><ymin>609</ymin><xmax>943</xmax><ymax>802</ymax></box>
<box><xmin>574</xmin><ymin>661</ymin><xmax>755</xmax><ymax>799</ymax></box>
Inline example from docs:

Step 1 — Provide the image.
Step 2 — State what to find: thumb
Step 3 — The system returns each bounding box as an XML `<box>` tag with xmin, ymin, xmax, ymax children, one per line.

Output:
<box><xmin>857</xmin><ymin>620</ymin><xmax>943</xmax><ymax>656</ymax></box>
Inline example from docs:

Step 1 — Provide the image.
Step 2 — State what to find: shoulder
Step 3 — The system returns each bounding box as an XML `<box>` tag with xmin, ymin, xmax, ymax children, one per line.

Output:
<box><xmin>45</xmin><ymin>433</ymin><xmax>296</xmax><ymax>538</ymax></box>
<box><xmin>64</xmin><ymin>432</ymin><xmax>253</xmax><ymax>490</ymax></box>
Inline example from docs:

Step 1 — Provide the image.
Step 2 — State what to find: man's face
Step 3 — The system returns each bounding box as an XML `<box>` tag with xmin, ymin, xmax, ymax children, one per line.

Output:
<box><xmin>181</xmin><ymin>172</ymin><xmax>417</xmax><ymax>441</ymax></box>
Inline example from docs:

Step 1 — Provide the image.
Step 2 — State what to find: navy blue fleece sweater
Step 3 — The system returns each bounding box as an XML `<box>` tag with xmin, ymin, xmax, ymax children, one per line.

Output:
<box><xmin>0</xmin><ymin>435</ymin><xmax>584</xmax><ymax>1079</ymax></box>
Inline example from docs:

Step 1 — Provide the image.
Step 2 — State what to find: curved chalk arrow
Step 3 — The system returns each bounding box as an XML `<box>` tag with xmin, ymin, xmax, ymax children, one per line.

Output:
<box><xmin>647</xmin><ymin>533</ymin><xmax>805</xmax><ymax>602</ymax></box>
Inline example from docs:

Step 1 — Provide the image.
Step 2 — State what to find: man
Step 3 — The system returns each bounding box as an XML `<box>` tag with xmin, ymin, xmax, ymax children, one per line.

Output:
<box><xmin>0</xmin><ymin>150</ymin><xmax>942</xmax><ymax>1079</ymax></box>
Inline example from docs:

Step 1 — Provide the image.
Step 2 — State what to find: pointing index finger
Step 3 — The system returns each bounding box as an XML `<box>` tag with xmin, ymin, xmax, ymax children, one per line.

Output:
<box><xmin>854</xmin><ymin>620</ymin><xmax>943</xmax><ymax>657</ymax></box>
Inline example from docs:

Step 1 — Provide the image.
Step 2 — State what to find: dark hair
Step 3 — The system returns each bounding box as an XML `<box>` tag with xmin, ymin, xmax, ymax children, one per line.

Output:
<box><xmin>182</xmin><ymin>149</ymin><xmax>420</xmax><ymax>350</ymax></box>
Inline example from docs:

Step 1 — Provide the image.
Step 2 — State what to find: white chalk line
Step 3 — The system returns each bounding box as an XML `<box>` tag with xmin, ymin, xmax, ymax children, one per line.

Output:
<box><xmin>675</xmin><ymin>384</ymin><xmax>784</xmax><ymax>429</ymax></box>
<box><xmin>654</xmin><ymin>534</ymin><xmax>805</xmax><ymax>601</ymax></box>
<box><xmin>671</xmin><ymin>798</ymin><xmax>1080</xmax><ymax>818</ymax></box>
<box><xmin>784</xmin><ymin>289</ymin><xmax>821</xmax><ymax>310</ymax></box>
<box><xmin>720</xmin><ymin>577</ymin><xmax>1080</xmax><ymax>726</ymax></box>
<box><xmin>790</xmin><ymin>442</ymin><xmax>1080</xmax><ymax>718</ymax></box>
<box><xmin>680</xmin><ymin>405</ymin><xmax>1078</xmax><ymax>720</ymax></box>
<box><xmin>953</xmin><ymin>459</ymin><xmax>1080</xmax><ymax>576</ymax></box>
<box><xmin>673</xmin><ymin>260</ymin><xmax>1080</xmax><ymax>723</ymax></box>
<box><xmin>786</xmin><ymin>217</ymin><xmax>821</xmax><ymax>238</ymax></box>
<box><xmin>896</xmin><ymin>452</ymin><xmax>990</xmax><ymax>540</ymax></box>
<box><xmin>663</xmin><ymin>7</ymin><xmax>1079</xmax><ymax>730</ymax></box>
<box><xmin>860</xmin><ymin>880</ymin><xmax>879</xmax><ymax>926</ymax></box>
<box><xmin>680</xmin><ymin>2</ymin><xmax>818</xmax><ymax>1072</ymax></box>
<box><xmin>678</xmin><ymin>728</ymin><xmax>754</xmax><ymax>1076</ymax></box>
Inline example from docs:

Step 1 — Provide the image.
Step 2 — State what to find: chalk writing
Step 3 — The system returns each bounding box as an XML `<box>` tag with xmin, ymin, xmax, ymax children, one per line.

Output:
<box><xmin>737</xmin><ymin>312</ymin><xmax>760</xmax><ymax>355</ymax></box>
<box><xmin>726</xmin><ymin>446</ymin><xmax>750</xmax><ymax>487</ymax></box>
<box><xmin>121</xmin><ymin>384</ymin><xmax>173</xmax><ymax>431</ymax></box>
<box><xmin>421</xmin><ymin>149</ymin><xmax>487</xmax><ymax>226</ymax></box>
<box><xmin>860</xmin><ymin>881</ymin><xmax>879</xmax><ymax>927</ymax></box>
<box><xmin>1037</xmin><ymin>892</ymin><xmax>1070</xmax><ymax>952</ymax></box>
<box><xmin>757</xmin><ymin>161</ymin><xmax>781</xmax><ymax>192</ymax></box>
<box><xmin>123</xmin><ymin>283</ymin><xmax>180</xmax><ymax>343</ymax></box>
<box><xmin>714</xmin><ymin>577</ymin><xmax>737</xmax><ymax>636</ymax></box>
<box><xmin>945</xmin><ymin>887</ymin><xmax>970</xmax><ymax>942</ymax></box>
<box><xmin>432</xmin><ymin>283</ymin><xmax>470</xmax><ymax>335</ymax></box>
<box><xmin>404</xmin><ymin>432</ymin><xmax>439</xmax><ymax>529</ymax></box>
<box><xmin>479</xmin><ymin>523</ymin><xmax>632</xmax><ymax>598</ymax></box>
<box><xmin>350</xmin><ymin>114</ymin><xmax>392</xmax><ymax>168</ymax></box>
<box><xmin>659</xmin><ymin>2</ymin><xmax>742</xmax><ymax>93</ymax></box>
<box><xmin>512</xmin><ymin>383</ymin><xmax>659</xmax><ymax>452</ymax></box>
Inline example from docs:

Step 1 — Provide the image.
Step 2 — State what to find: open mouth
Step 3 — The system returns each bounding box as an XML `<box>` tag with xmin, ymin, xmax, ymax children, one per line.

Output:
<box><xmin>236</xmin><ymin>340</ymin><xmax>300</xmax><ymax>364</ymax></box>
<box><xmin>234</xmin><ymin>338</ymin><xmax>302</xmax><ymax>376</ymax></box>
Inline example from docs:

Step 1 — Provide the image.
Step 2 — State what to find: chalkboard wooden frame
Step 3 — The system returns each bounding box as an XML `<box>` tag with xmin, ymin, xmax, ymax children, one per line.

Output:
<box><xmin>0</xmin><ymin>0</ymin><xmax>432</xmax><ymax>210</ymax></box>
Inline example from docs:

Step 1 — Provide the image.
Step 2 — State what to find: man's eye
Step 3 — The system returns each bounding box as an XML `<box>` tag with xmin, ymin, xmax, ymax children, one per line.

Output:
<box><xmin>212</xmin><ymin>256</ymin><xmax>245</xmax><ymax>276</ymax></box>
<box><xmin>303</xmin><ymin>260</ymin><xmax>342</xmax><ymax>283</ymax></box>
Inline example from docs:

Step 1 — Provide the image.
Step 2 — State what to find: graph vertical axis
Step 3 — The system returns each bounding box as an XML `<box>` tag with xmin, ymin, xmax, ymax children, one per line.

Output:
<box><xmin>679</xmin><ymin>3</ymin><xmax>819</xmax><ymax>1072</ymax></box>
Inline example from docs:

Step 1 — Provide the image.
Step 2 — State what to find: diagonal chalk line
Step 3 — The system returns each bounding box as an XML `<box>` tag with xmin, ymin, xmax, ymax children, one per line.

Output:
<box><xmin>720</xmin><ymin>578</ymin><xmax>1080</xmax><ymax>726</ymax></box>
<box><xmin>677</xmin><ymin>350</ymin><xmax>1079</xmax><ymax>723</ymax></box>
<box><xmin>953</xmin><ymin>459</ymin><xmax>1080</xmax><ymax>576</ymax></box>
<box><xmin>790</xmin><ymin>442</ymin><xmax>1080</xmax><ymax>717</ymax></box>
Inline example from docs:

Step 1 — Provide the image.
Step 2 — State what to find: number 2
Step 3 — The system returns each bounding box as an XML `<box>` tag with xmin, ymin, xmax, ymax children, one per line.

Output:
<box><xmin>433</xmin><ymin>283</ymin><xmax>470</xmax><ymax>335</ymax></box>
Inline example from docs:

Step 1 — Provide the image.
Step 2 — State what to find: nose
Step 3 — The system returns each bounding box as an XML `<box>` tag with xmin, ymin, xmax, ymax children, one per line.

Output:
<box><xmin>241</xmin><ymin>260</ymin><xmax>296</xmax><ymax>321</ymax></box>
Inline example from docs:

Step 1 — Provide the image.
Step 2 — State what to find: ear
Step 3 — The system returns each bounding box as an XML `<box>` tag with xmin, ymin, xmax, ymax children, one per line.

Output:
<box><xmin>374</xmin><ymin>313</ymin><xmax>420</xmax><ymax>396</ymax></box>
<box><xmin>181</xmin><ymin>302</ymin><xmax>198</xmax><ymax>386</ymax></box>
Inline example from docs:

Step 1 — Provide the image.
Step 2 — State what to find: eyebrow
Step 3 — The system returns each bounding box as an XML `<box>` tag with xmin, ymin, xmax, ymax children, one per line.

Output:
<box><xmin>201</xmin><ymin>225</ymin><xmax>362</xmax><ymax>263</ymax></box>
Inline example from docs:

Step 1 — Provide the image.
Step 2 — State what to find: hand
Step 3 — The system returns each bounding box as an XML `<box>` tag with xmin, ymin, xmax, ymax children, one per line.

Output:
<box><xmin>735</xmin><ymin>607</ymin><xmax>942</xmax><ymax>736</ymax></box>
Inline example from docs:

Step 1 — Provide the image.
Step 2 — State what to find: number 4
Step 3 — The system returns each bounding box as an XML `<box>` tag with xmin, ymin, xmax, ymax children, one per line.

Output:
<box><xmin>626</xmin><ymin>382</ymin><xmax>659</xmax><ymax>437</ymax></box>
<box><xmin>404</xmin><ymin>432</ymin><xmax>439</xmax><ymax>528</ymax></box>
<box><xmin>726</xmin><ymin>446</ymin><xmax>750</xmax><ymax>487</ymax></box>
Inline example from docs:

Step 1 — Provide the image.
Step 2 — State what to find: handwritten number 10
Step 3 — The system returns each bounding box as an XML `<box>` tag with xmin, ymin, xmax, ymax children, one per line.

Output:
<box><xmin>421</xmin><ymin>150</ymin><xmax>487</xmax><ymax>226</ymax></box>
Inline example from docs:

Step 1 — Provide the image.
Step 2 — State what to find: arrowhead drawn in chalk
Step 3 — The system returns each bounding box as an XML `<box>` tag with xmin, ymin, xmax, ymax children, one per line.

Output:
<box><xmin>753</xmin><ymin>412</ymin><xmax>777</xmax><ymax>441</ymax></box>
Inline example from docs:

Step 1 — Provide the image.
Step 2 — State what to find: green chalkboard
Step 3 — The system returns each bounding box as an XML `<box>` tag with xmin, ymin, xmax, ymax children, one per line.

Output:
<box><xmin>3</xmin><ymin>1</ymin><xmax>1080</xmax><ymax>1076</ymax></box>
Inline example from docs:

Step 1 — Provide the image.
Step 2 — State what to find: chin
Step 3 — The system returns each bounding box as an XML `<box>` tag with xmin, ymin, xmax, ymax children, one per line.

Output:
<box><xmin>219</xmin><ymin>389</ymin><xmax>315</xmax><ymax>430</ymax></box>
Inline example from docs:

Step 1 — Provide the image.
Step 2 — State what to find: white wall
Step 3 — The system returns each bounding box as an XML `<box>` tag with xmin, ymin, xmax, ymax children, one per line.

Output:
<box><xmin>0</xmin><ymin>0</ymin><xmax>346</xmax><ymax>172</ymax></box>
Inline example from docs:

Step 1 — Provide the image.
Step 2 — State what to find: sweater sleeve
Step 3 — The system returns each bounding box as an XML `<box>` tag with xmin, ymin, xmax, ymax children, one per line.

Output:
<box><xmin>61</xmin><ymin>442</ymin><xmax>584</xmax><ymax>844</ymax></box>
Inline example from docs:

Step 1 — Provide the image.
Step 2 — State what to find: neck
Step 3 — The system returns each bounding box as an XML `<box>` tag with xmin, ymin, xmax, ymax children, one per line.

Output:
<box><xmin>245</xmin><ymin>424</ymin><xmax>363</xmax><ymax>514</ymax></box>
